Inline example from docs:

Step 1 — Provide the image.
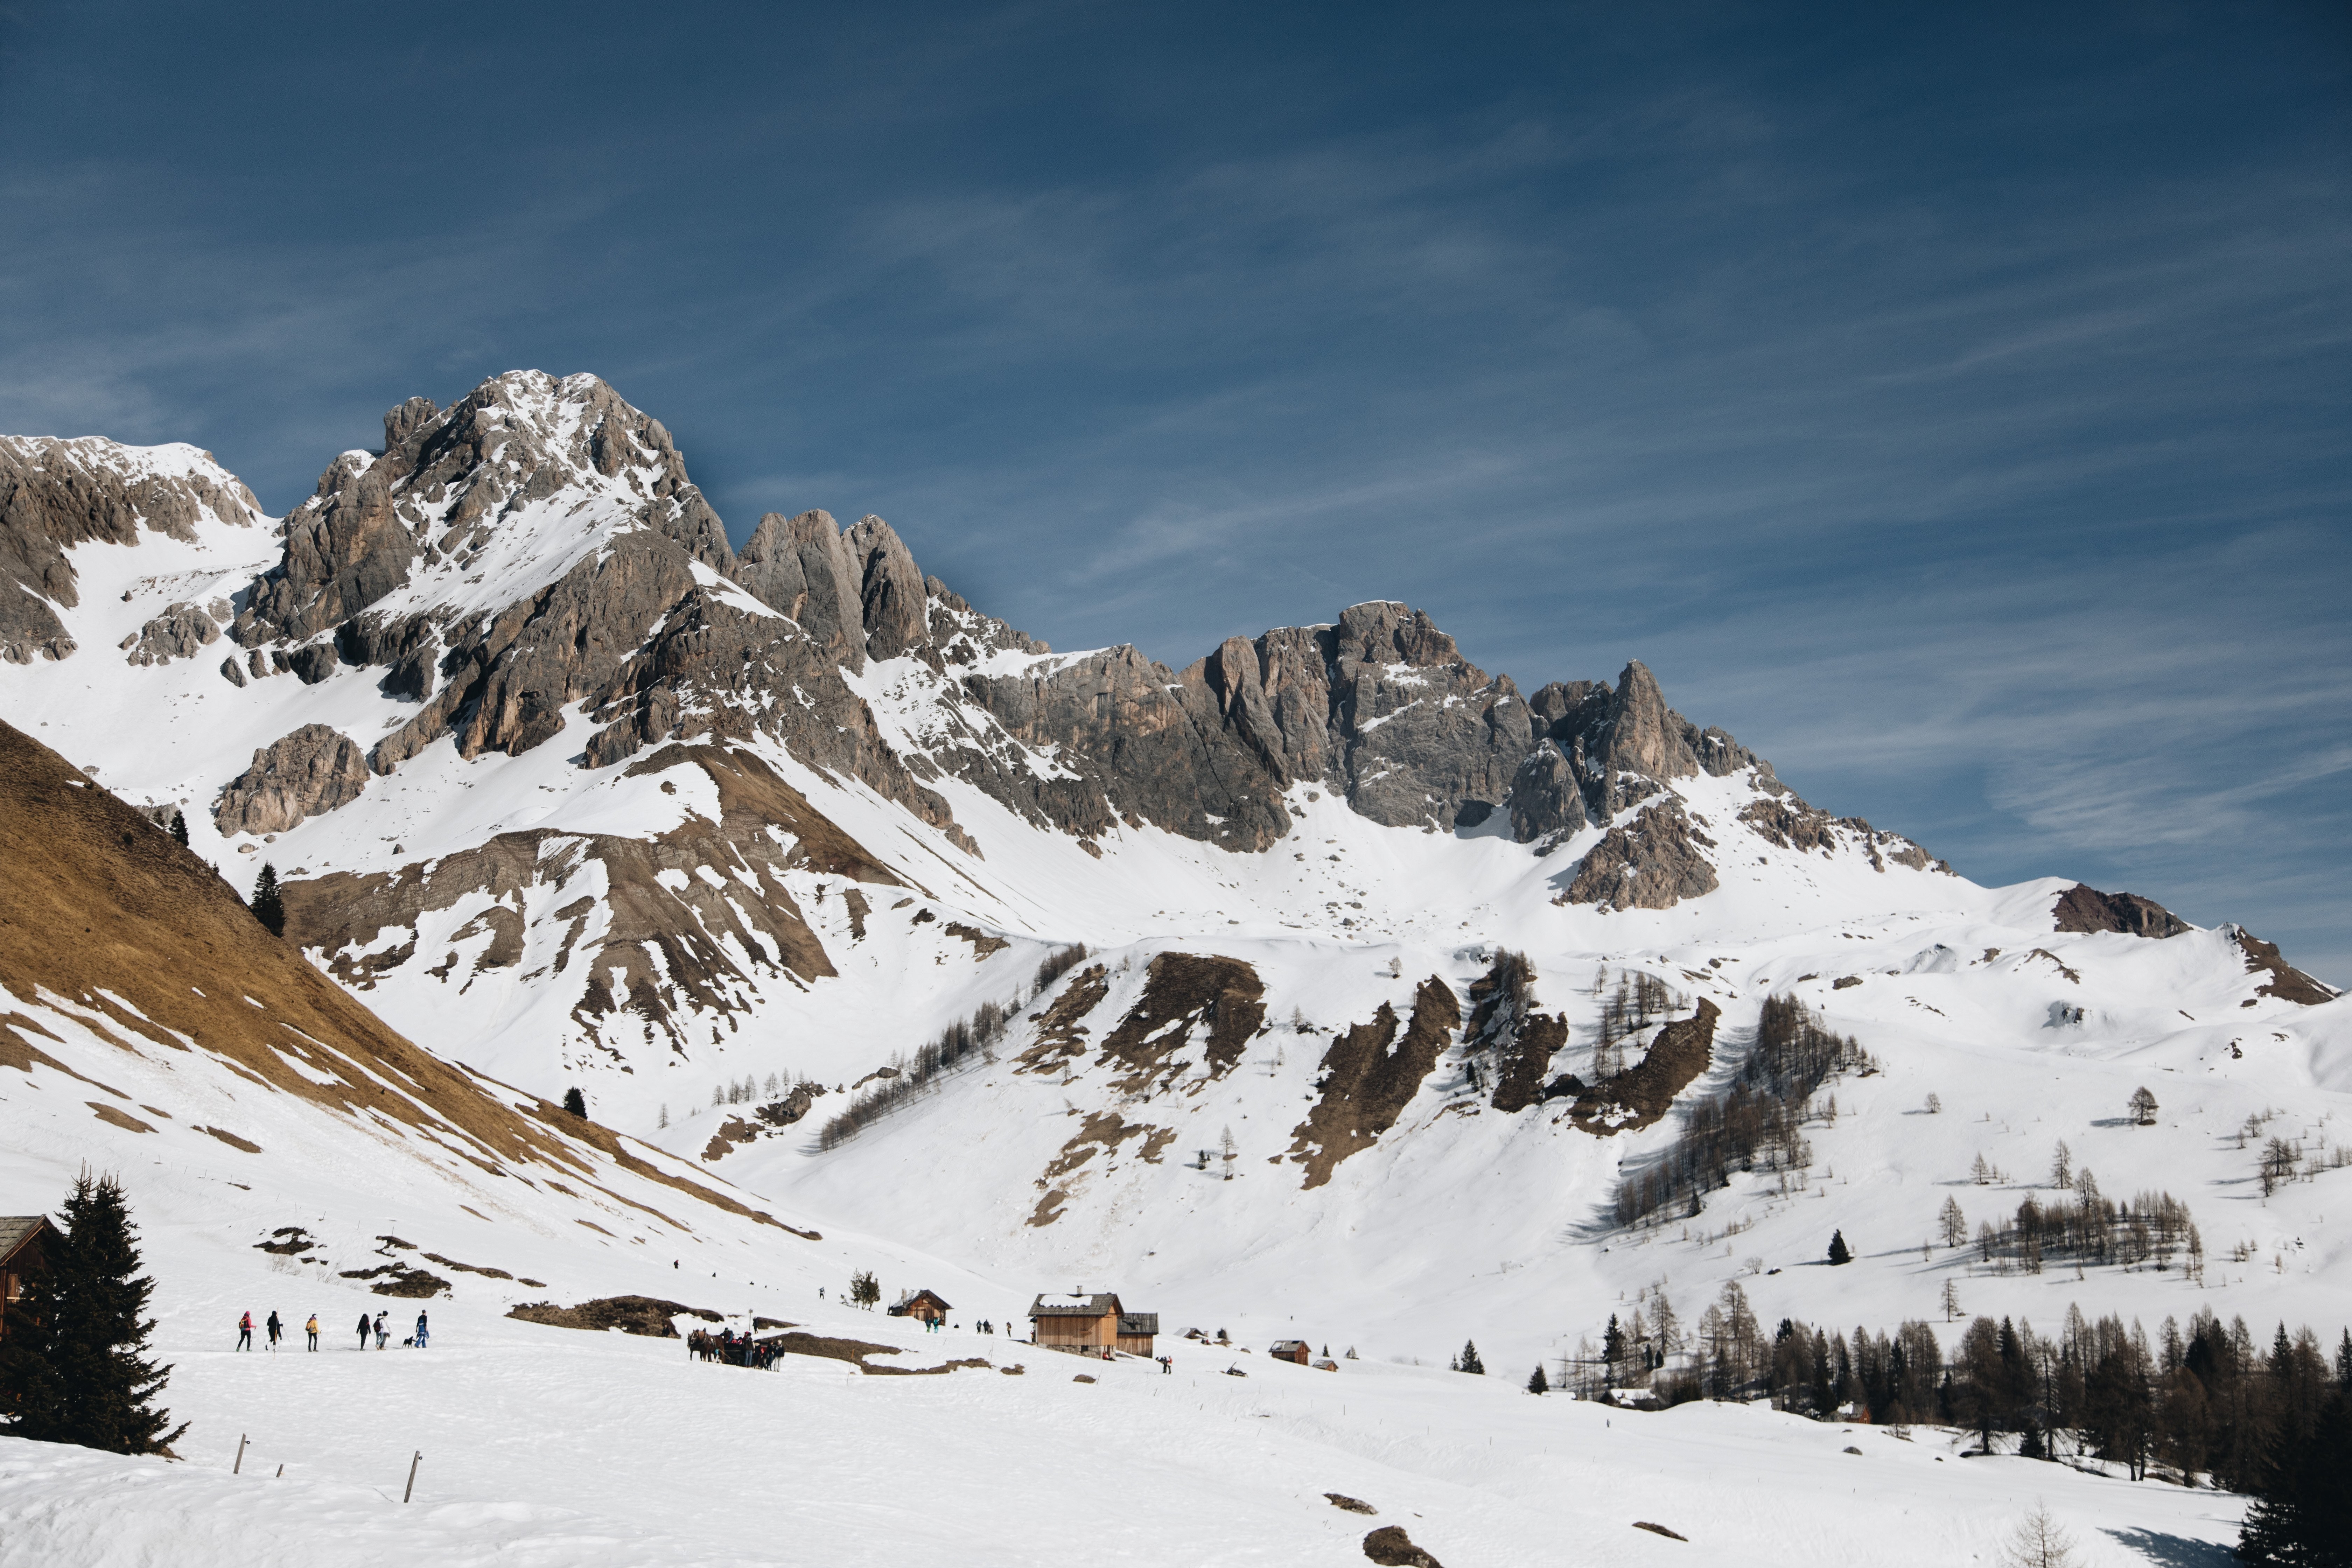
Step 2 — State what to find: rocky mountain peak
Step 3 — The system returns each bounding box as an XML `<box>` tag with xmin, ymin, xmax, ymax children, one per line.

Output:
<box><xmin>0</xmin><ymin>435</ymin><xmax>266</xmax><ymax>665</ymax></box>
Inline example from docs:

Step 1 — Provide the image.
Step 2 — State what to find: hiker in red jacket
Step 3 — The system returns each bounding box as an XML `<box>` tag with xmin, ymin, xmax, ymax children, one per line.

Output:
<box><xmin>237</xmin><ymin>1311</ymin><xmax>253</xmax><ymax>1351</ymax></box>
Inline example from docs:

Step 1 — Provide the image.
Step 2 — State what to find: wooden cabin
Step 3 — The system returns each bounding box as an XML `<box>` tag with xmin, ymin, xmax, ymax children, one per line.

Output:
<box><xmin>888</xmin><ymin>1289</ymin><xmax>952</xmax><ymax>1325</ymax></box>
<box><xmin>1270</xmin><ymin>1338</ymin><xmax>1311</xmax><ymax>1365</ymax></box>
<box><xmin>1029</xmin><ymin>1293</ymin><xmax>1156</xmax><ymax>1357</ymax></box>
<box><xmin>1030</xmin><ymin>1293</ymin><xmax>1121</xmax><ymax>1351</ymax></box>
<box><xmin>0</xmin><ymin>1217</ymin><xmax>50</xmax><ymax>1343</ymax></box>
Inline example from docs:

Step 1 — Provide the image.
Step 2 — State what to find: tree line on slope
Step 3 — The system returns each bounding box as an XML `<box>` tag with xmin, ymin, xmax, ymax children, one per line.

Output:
<box><xmin>1612</xmin><ymin>993</ymin><xmax>1877</xmax><ymax>1229</ymax></box>
<box><xmin>817</xmin><ymin>945</ymin><xmax>1088</xmax><ymax>1151</ymax></box>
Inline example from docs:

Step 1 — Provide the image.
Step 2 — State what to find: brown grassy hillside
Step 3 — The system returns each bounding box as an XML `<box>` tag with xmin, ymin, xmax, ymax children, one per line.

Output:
<box><xmin>0</xmin><ymin>717</ymin><xmax>793</xmax><ymax>1230</ymax></box>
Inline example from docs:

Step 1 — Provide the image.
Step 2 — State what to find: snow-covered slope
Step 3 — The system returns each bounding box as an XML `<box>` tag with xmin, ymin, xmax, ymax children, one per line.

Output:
<box><xmin>1</xmin><ymin>370</ymin><xmax>2342</xmax><ymax>1394</ymax></box>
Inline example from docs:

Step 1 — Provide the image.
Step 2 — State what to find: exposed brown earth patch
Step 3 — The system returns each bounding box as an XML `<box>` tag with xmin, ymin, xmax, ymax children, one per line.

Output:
<box><xmin>197</xmin><ymin>1125</ymin><xmax>261</xmax><ymax>1152</ymax></box>
<box><xmin>89</xmin><ymin>1102</ymin><xmax>155</xmax><ymax>1134</ymax></box>
<box><xmin>701</xmin><ymin>1115</ymin><xmax>762</xmax><ymax>1162</ymax></box>
<box><xmin>2024</xmin><ymin>949</ymin><xmax>2081</xmax><ymax>984</ymax></box>
<box><xmin>421</xmin><ymin>1252</ymin><xmax>513</xmax><ymax>1281</ymax></box>
<box><xmin>1094</xmin><ymin>952</ymin><xmax>1266</xmax><ymax>1096</ymax></box>
<box><xmin>1289</xmin><ymin>977</ymin><xmax>1461</xmax><ymax>1189</ymax></box>
<box><xmin>1567</xmin><ymin>999</ymin><xmax>1720</xmax><ymax>1135</ymax></box>
<box><xmin>1014</xmin><ymin>963</ymin><xmax>1110</xmax><ymax>1074</ymax></box>
<box><xmin>338</xmin><ymin>1260</ymin><xmax>450</xmax><ymax>1297</ymax></box>
<box><xmin>507</xmin><ymin>1295</ymin><xmax>720</xmax><ymax>1337</ymax></box>
<box><xmin>943</xmin><ymin>920</ymin><xmax>1009</xmax><ymax>958</ymax></box>
<box><xmin>1326</xmin><ymin>1493</ymin><xmax>1377</xmax><ymax>1516</ymax></box>
<box><xmin>2051</xmin><ymin>883</ymin><xmax>2190</xmax><ymax>939</ymax></box>
<box><xmin>1490</xmin><ymin>1014</ymin><xmax>1569</xmax><ymax>1113</ymax></box>
<box><xmin>2237</xmin><ymin>930</ymin><xmax>2334</xmax><ymax>1006</ymax></box>
<box><xmin>1027</xmin><ymin>1111</ymin><xmax>1177</xmax><ymax>1227</ymax></box>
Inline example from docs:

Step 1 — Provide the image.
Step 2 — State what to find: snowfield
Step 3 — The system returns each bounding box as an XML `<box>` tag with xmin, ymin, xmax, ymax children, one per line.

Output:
<box><xmin>2</xmin><ymin>386</ymin><xmax>2343</xmax><ymax>1565</ymax></box>
<box><xmin>0</xmin><ymin>1288</ymin><xmax>2249</xmax><ymax>1568</ymax></box>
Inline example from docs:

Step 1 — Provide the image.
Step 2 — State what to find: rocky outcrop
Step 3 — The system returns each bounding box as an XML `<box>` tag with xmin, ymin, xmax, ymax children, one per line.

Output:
<box><xmin>2232</xmin><ymin>928</ymin><xmax>2336</xmax><ymax>1006</ymax></box>
<box><xmin>214</xmin><ymin>724</ymin><xmax>370</xmax><ymax>835</ymax></box>
<box><xmin>1326</xmin><ymin>603</ymin><xmax>1536</xmax><ymax>829</ymax></box>
<box><xmin>1093</xmin><ymin>953</ymin><xmax>1267</xmax><ymax>1097</ymax></box>
<box><xmin>120</xmin><ymin>601</ymin><xmax>226</xmax><ymax>665</ymax></box>
<box><xmin>1288</xmin><ymin>976</ymin><xmax>1461</xmax><ymax>1189</ymax></box>
<box><xmin>1462</xmin><ymin>951</ymin><xmax>1572</xmax><ymax>1112</ymax></box>
<box><xmin>2051</xmin><ymin>883</ymin><xmax>2190</xmax><ymax>939</ymax></box>
<box><xmin>730</xmin><ymin>510</ymin><xmax>866</xmax><ymax>669</ymax></box>
<box><xmin>0</xmin><ymin>435</ymin><xmax>263</xmax><ymax>664</ymax></box>
<box><xmin>281</xmin><ymin>744</ymin><xmax>902</xmax><ymax>1051</ymax></box>
<box><xmin>1504</xmin><ymin>740</ymin><xmax>1583</xmax><ymax>844</ymax></box>
<box><xmin>847</xmin><ymin>515</ymin><xmax>927</xmax><ymax>662</ymax></box>
<box><xmin>1567</xmin><ymin>998</ymin><xmax>1720</xmax><ymax>1134</ymax></box>
<box><xmin>1560</xmin><ymin>802</ymin><xmax>1720</xmax><ymax>911</ymax></box>
<box><xmin>1740</xmin><ymin>791</ymin><xmax>1945</xmax><ymax>873</ymax></box>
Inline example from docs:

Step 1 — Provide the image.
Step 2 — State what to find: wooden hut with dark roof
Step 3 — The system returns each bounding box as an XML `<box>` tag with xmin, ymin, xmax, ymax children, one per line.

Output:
<box><xmin>1029</xmin><ymin>1292</ymin><xmax>1122</xmax><ymax>1351</ymax></box>
<box><xmin>888</xmin><ymin>1288</ymin><xmax>953</xmax><ymax>1325</ymax></box>
<box><xmin>0</xmin><ymin>1216</ymin><xmax>51</xmax><ymax>1343</ymax></box>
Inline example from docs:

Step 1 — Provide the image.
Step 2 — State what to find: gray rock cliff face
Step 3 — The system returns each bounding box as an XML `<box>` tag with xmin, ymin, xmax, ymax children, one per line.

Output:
<box><xmin>214</xmin><ymin>723</ymin><xmax>371</xmax><ymax>835</ymax></box>
<box><xmin>0</xmin><ymin>435</ymin><xmax>263</xmax><ymax>664</ymax></box>
<box><xmin>846</xmin><ymin>514</ymin><xmax>927</xmax><ymax>663</ymax></box>
<box><xmin>730</xmin><ymin>510</ymin><xmax>866</xmax><ymax>670</ymax></box>
<box><xmin>1505</xmin><ymin>740</ymin><xmax>1584</xmax><ymax>843</ymax></box>
<box><xmin>6</xmin><ymin>374</ymin><xmax>1825</xmax><ymax>914</ymax></box>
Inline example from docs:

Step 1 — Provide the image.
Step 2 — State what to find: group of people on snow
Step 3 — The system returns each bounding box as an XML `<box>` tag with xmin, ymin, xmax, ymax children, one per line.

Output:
<box><xmin>233</xmin><ymin>1309</ymin><xmax>427</xmax><ymax>1351</ymax></box>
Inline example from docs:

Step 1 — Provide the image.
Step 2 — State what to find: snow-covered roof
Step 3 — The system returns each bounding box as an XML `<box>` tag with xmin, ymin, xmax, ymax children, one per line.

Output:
<box><xmin>1030</xmin><ymin>1292</ymin><xmax>1121</xmax><ymax>1317</ymax></box>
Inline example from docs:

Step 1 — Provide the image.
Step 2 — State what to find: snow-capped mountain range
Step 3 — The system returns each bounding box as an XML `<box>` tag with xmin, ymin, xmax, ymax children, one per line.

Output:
<box><xmin>4</xmin><ymin>368</ymin><xmax>2346</xmax><ymax>1382</ymax></box>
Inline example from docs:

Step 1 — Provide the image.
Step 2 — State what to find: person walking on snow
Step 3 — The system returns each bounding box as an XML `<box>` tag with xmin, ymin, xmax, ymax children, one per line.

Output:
<box><xmin>356</xmin><ymin>1311</ymin><xmax>370</xmax><ymax>1350</ymax></box>
<box><xmin>265</xmin><ymin>1310</ymin><xmax>282</xmax><ymax>1351</ymax></box>
<box><xmin>414</xmin><ymin>1310</ymin><xmax>429</xmax><ymax>1349</ymax></box>
<box><xmin>305</xmin><ymin>1313</ymin><xmax>319</xmax><ymax>1351</ymax></box>
<box><xmin>374</xmin><ymin>1311</ymin><xmax>388</xmax><ymax>1350</ymax></box>
<box><xmin>237</xmin><ymin>1311</ymin><xmax>253</xmax><ymax>1351</ymax></box>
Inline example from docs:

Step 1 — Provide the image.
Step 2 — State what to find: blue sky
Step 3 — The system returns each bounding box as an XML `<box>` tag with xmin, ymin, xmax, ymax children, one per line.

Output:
<box><xmin>3</xmin><ymin>3</ymin><xmax>2347</xmax><ymax>977</ymax></box>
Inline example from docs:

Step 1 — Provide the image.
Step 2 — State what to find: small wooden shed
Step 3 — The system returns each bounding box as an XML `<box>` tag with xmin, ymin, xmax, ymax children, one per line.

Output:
<box><xmin>1270</xmin><ymin>1338</ymin><xmax>1311</xmax><ymax>1365</ymax></box>
<box><xmin>1116</xmin><ymin>1312</ymin><xmax>1158</xmax><ymax>1357</ymax></box>
<box><xmin>0</xmin><ymin>1216</ymin><xmax>51</xmax><ymax>1343</ymax></box>
<box><xmin>889</xmin><ymin>1289</ymin><xmax>953</xmax><ymax>1324</ymax></box>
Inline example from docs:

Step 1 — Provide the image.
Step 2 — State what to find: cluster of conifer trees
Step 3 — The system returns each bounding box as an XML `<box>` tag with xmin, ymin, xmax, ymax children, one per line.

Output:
<box><xmin>0</xmin><ymin>1173</ymin><xmax>181</xmax><ymax>1456</ymax></box>
<box><xmin>1612</xmin><ymin>994</ymin><xmax>1875</xmax><ymax>1228</ymax></box>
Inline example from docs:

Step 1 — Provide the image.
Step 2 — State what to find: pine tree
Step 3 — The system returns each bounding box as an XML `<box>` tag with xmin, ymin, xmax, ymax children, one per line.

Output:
<box><xmin>1458</xmin><ymin>1338</ymin><xmax>1485</xmax><ymax>1375</ymax></box>
<box><xmin>0</xmin><ymin>1172</ymin><xmax>184</xmax><ymax>1454</ymax></box>
<box><xmin>1527</xmin><ymin>1364</ymin><xmax>1548</xmax><ymax>1395</ymax></box>
<box><xmin>2236</xmin><ymin>1388</ymin><xmax>2352</xmax><ymax>1566</ymax></box>
<box><xmin>248</xmin><ymin>863</ymin><xmax>285</xmax><ymax>937</ymax></box>
<box><xmin>168</xmin><ymin>811</ymin><xmax>188</xmax><ymax>847</ymax></box>
<box><xmin>562</xmin><ymin>1086</ymin><xmax>587</xmax><ymax>1118</ymax></box>
<box><xmin>1827</xmin><ymin>1230</ymin><xmax>1853</xmax><ymax>1266</ymax></box>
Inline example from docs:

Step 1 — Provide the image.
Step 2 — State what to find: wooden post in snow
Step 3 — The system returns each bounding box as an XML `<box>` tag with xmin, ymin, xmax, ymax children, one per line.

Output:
<box><xmin>404</xmin><ymin>1450</ymin><xmax>422</xmax><ymax>1503</ymax></box>
<box><xmin>232</xmin><ymin>1434</ymin><xmax>246</xmax><ymax>1475</ymax></box>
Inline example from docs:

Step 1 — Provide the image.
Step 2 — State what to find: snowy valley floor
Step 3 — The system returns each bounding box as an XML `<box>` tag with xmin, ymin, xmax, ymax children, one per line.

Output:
<box><xmin>0</xmin><ymin>1293</ymin><xmax>2244</xmax><ymax>1568</ymax></box>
